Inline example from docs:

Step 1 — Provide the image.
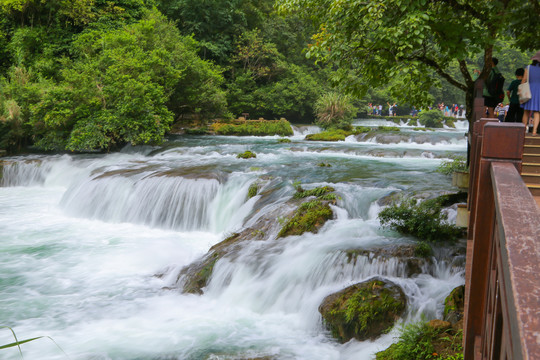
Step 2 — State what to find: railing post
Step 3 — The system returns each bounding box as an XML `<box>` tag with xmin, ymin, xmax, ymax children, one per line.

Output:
<box><xmin>467</xmin><ymin>118</ymin><xmax>499</xmax><ymax>240</ymax></box>
<box><xmin>464</xmin><ymin>122</ymin><xmax>524</xmax><ymax>359</ymax></box>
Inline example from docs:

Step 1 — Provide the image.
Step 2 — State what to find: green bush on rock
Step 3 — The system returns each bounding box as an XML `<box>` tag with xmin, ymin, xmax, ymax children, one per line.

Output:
<box><xmin>378</xmin><ymin>196</ymin><xmax>464</xmax><ymax>242</ymax></box>
<box><xmin>319</xmin><ymin>279</ymin><xmax>407</xmax><ymax>343</ymax></box>
<box><xmin>277</xmin><ymin>200</ymin><xmax>333</xmax><ymax>237</ymax></box>
<box><xmin>376</xmin><ymin>320</ymin><xmax>463</xmax><ymax>360</ymax></box>
<box><xmin>418</xmin><ymin>110</ymin><xmax>444</xmax><ymax>128</ymax></box>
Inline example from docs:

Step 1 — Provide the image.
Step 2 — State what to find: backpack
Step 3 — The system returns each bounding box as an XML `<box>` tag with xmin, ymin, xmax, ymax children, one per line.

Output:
<box><xmin>487</xmin><ymin>70</ymin><xmax>505</xmax><ymax>100</ymax></box>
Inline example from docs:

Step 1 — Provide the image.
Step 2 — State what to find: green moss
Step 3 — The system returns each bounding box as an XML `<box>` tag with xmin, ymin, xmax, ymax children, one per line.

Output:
<box><xmin>318</xmin><ymin>162</ymin><xmax>332</xmax><ymax>167</ymax></box>
<box><xmin>414</xmin><ymin>241</ymin><xmax>433</xmax><ymax>258</ymax></box>
<box><xmin>378</xmin><ymin>126</ymin><xmax>400</xmax><ymax>132</ymax></box>
<box><xmin>413</xmin><ymin>127</ymin><xmax>428</xmax><ymax>131</ymax></box>
<box><xmin>339</xmin><ymin>281</ymin><xmax>403</xmax><ymax>336</ymax></box>
<box><xmin>247</xmin><ymin>183</ymin><xmax>259</xmax><ymax>198</ymax></box>
<box><xmin>211</xmin><ymin>119</ymin><xmax>294</xmax><ymax>136</ymax></box>
<box><xmin>444</xmin><ymin>285</ymin><xmax>465</xmax><ymax>320</ymax></box>
<box><xmin>323</xmin><ymin>280</ymin><xmax>406</xmax><ymax>342</ymax></box>
<box><xmin>305</xmin><ymin>129</ymin><xmax>349</xmax><ymax>141</ymax></box>
<box><xmin>278</xmin><ymin>200</ymin><xmax>333</xmax><ymax>237</ymax></box>
<box><xmin>354</xmin><ymin>126</ymin><xmax>372</xmax><ymax>133</ymax></box>
<box><xmin>237</xmin><ymin>150</ymin><xmax>256</xmax><ymax>159</ymax></box>
<box><xmin>278</xmin><ymin>138</ymin><xmax>291</xmax><ymax>143</ymax></box>
<box><xmin>293</xmin><ymin>185</ymin><xmax>335</xmax><ymax>199</ymax></box>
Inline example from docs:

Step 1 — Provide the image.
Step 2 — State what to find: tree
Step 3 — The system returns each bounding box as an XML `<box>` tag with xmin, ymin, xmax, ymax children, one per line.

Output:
<box><xmin>278</xmin><ymin>0</ymin><xmax>540</xmax><ymax>129</ymax></box>
<box><xmin>28</xmin><ymin>10</ymin><xmax>226</xmax><ymax>151</ymax></box>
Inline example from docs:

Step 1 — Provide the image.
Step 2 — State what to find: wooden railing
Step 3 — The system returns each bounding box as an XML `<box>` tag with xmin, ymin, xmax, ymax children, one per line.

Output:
<box><xmin>464</xmin><ymin>120</ymin><xmax>540</xmax><ymax>359</ymax></box>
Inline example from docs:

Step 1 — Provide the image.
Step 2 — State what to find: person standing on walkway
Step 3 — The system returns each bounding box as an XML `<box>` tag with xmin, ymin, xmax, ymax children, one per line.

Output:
<box><xmin>521</xmin><ymin>51</ymin><xmax>540</xmax><ymax>135</ymax></box>
<box><xmin>483</xmin><ymin>57</ymin><xmax>504</xmax><ymax>118</ymax></box>
<box><xmin>506</xmin><ymin>68</ymin><xmax>524</xmax><ymax>122</ymax></box>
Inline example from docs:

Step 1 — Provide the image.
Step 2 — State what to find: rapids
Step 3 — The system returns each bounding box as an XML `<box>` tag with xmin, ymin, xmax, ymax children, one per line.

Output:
<box><xmin>0</xmin><ymin>119</ymin><xmax>467</xmax><ymax>360</ymax></box>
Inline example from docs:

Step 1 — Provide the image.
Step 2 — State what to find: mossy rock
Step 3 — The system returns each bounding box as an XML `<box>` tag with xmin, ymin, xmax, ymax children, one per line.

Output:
<box><xmin>178</xmin><ymin>233</ymin><xmax>243</xmax><ymax>294</ymax></box>
<box><xmin>277</xmin><ymin>138</ymin><xmax>291</xmax><ymax>143</ymax></box>
<box><xmin>319</xmin><ymin>278</ymin><xmax>406</xmax><ymax>342</ymax></box>
<box><xmin>277</xmin><ymin>200</ymin><xmax>333</xmax><ymax>238</ymax></box>
<box><xmin>247</xmin><ymin>182</ymin><xmax>259</xmax><ymax>199</ymax></box>
<box><xmin>237</xmin><ymin>151</ymin><xmax>256</xmax><ymax>159</ymax></box>
<box><xmin>344</xmin><ymin>244</ymin><xmax>432</xmax><ymax>277</ymax></box>
<box><xmin>444</xmin><ymin>285</ymin><xmax>465</xmax><ymax>325</ymax></box>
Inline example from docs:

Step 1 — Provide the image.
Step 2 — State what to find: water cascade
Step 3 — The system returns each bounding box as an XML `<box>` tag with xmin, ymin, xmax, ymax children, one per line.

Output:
<box><xmin>0</xmin><ymin>119</ymin><xmax>467</xmax><ymax>360</ymax></box>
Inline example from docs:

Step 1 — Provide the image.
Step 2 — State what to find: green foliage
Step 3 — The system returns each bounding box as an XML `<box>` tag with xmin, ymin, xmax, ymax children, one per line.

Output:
<box><xmin>354</xmin><ymin>126</ymin><xmax>371</xmax><ymax>133</ymax></box>
<box><xmin>418</xmin><ymin>110</ymin><xmax>444</xmax><ymax>128</ymax></box>
<box><xmin>376</xmin><ymin>321</ymin><xmax>463</xmax><ymax>360</ymax></box>
<box><xmin>278</xmin><ymin>137</ymin><xmax>291</xmax><ymax>143</ymax></box>
<box><xmin>314</xmin><ymin>92</ymin><xmax>357</xmax><ymax>130</ymax></box>
<box><xmin>436</xmin><ymin>156</ymin><xmax>468</xmax><ymax>176</ymax></box>
<box><xmin>212</xmin><ymin>119</ymin><xmax>294</xmax><ymax>136</ymax></box>
<box><xmin>237</xmin><ymin>150</ymin><xmax>256</xmax><ymax>159</ymax></box>
<box><xmin>331</xmin><ymin>281</ymin><xmax>405</xmax><ymax>339</ymax></box>
<box><xmin>278</xmin><ymin>0</ymin><xmax>539</xmax><ymax>127</ymax></box>
<box><xmin>378</xmin><ymin>196</ymin><xmax>464</xmax><ymax>242</ymax></box>
<box><xmin>414</xmin><ymin>241</ymin><xmax>433</xmax><ymax>258</ymax></box>
<box><xmin>278</xmin><ymin>199</ymin><xmax>333</xmax><ymax>237</ymax></box>
<box><xmin>318</xmin><ymin>162</ymin><xmax>331</xmax><ymax>167</ymax></box>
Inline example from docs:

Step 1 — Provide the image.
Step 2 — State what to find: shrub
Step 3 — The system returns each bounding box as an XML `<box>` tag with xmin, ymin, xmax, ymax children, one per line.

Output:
<box><xmin>418</xmin><ymin>110</ymin><xmax>444</xmax><ymax>128</ymax></box>
<box><xmin>376</xmin><ymin>321</ymin><xmax>463</xmax><ymax>360</ymax></box>
<box><xmin>314</xmin><ymin>92</ymin><xmax>357</xmax><ymax>130</ymax></box>
<box><xmin>436</xmin><ymin>156</ymin><xmax>468</xmax><ymax>176</ymax></box>
<box><xmin>378</xmin><ymin>197</ymin><xmax>464</xmax><ymax>242</ymax></box>
<box><xmin>277</xmin><ymin>200</ymin><xmax>333</xmax><ymax>237</ymax></box>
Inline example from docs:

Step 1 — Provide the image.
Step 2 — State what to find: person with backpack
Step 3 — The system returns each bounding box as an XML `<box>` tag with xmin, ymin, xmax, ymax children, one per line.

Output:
<box><xmin>483</xmin><ymin>57</ymin><xmax>505</xmax><ymax>118</ymax></box>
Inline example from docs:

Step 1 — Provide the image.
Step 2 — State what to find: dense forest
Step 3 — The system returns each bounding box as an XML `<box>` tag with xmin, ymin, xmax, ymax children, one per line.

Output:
<box><xmin>0</xmin><ymin>0</ymin><xmax>536</xmax><ymax>153</ymax></box>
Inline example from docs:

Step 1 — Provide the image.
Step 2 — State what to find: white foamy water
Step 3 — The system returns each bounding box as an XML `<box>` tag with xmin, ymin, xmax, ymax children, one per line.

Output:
<box><xmin>0</xmin><ymin>130</ymin><xmax>466</xmax><ymax>360</ymax></box>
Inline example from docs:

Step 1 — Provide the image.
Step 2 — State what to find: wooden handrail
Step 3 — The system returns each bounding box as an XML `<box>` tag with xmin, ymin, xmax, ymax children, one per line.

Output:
<box><xmin>464</xmin><ymin>121</ymin><xmax>540</xmax><ymax>359</ymax></box>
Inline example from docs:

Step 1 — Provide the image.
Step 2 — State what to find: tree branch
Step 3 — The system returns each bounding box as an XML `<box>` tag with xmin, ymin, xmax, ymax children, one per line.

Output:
<box><xmin>414</xmin><ymin>55</ymin><xmax>467</xmax><ymax>91</ymax></box>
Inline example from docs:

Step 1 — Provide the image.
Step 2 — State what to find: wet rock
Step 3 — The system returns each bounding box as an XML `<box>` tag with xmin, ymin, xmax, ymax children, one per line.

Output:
<box><xmin>319</xmin><ymin>278</ymin><xmax>406</xmax><ymax>342</ymax></box>
<box><xmin>443</xmin><ymin>285</ymin><xmax>465</xmax><ymax>325</ymax></box>
<box><xmin>174</xmin><ymin>200</ymin><xmax>298</xmax><ymax>294</ymax></box>
<box><xmin>428</xmin><ymin>319</ymin><xmax>452</xmax><ymax>331</ymax></box>
<box><xmin>345</xmin><ymin>244</ymin><xmax>432</xmax><ymax>277</ymax></box>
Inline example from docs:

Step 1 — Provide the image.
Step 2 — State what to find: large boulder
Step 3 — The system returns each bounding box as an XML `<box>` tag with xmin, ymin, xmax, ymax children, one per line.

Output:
<box><xmin>319</xmin><ymin>278</ymin><xmax>406</xmax><ymax>342</ymax></box>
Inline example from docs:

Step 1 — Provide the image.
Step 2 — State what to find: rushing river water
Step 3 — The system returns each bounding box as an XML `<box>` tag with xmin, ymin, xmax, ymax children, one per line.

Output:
<box><xmin>0</xmin><ymin>119</ymin><xmax>468</xmax><ymax>360</ymax></box>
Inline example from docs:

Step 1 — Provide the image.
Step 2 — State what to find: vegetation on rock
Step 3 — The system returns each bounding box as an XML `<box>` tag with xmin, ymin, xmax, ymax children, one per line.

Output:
<box><xmin>376</xmin><ymin>320</ymin><xmax>463</xmax><ymax>360</ymax></box>
<box><xmin>248</xmin><ymin>182</ymin><xmax>259</xmax><ymax>198</ymax></box>
<box><xmin>237</xmin><ymin>151</ymin><xmax>257</xmax><ymax>159</ymax></box>
<box><xmin>378</xmin><ymin>195</ymin><xmax>464</xmax><ymax>242</ymax></box>
<box><xmin>418</xmin><ymin>110</ymin><xmax>445</xmax><ymax>128</ymax></box>
<box><xmin>436</xmin><ymin>156</ymin><xmax>468</xmax><ymax>176</ymax></box>
<box><xmin>314</xmin><ymin>92</ymin><xmax>357</xmax><ymax>130</ymax></box>
<box><xmin>212</xmin><ymin>119</ymin><xmax>293</xmax><ymax>136</ymax></box>
<box><xmin>277</xmin><ymin>200</ymin><xmax>333</xmax><ymax>238</ymax></box>
<box><xmin>319</xmin><ymin>279</ymin><xmax>406</xmax><ymax>343</ymax></box>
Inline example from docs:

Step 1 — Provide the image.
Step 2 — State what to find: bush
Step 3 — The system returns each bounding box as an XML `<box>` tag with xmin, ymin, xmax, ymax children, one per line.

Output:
<box><xmin>376</xmin><ymin>321</ymin><xmax>463</xmax><ymax>360</ymax></box>
<box><xmin>418</xmin><ymin>110</ymin><xmax>444</xmax><ymax>128</ymax></box>
<box><xmin>378</xmin><ymin>197</ymin><xmax>464</xmax><ymax>242</ymax></box>
<box><xmin>314</xmin><ymin>92</ymin><xmax>357</xmax><ymax>130</ymax></box>
<box><xmin>378</xmin><ymin>126</ymin><xmax>400</xmax><ymax>132</ymax></box>
<box><xmin>436</xmin><ymin>156</ymin><xmax>468</xmax><ymax>175</ymax></box>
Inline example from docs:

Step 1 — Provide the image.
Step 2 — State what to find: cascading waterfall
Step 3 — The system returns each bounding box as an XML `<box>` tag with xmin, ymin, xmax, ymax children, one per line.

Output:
<box><xmin>0</xmin><ymin>120</ymin><xmax>467</xmax><ymax>360</ymax></box>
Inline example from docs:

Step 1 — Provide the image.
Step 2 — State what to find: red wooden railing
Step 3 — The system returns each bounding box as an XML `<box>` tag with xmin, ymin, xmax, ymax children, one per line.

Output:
<box><xmin>464</xmin><ymin>120</ymin><xmax>540</xmax><ymax>359</ymax></box>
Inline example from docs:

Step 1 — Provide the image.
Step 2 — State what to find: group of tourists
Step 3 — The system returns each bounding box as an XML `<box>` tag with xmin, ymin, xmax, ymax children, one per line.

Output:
<box><xmin>483</xmin><ymin>51</ymin><xmax>540</xmax><ymax>135</ymax></box>
<box><xmin>367</xmin><ymin>102</ymin><xmax>465</xmax><ymax>118</ymax></box>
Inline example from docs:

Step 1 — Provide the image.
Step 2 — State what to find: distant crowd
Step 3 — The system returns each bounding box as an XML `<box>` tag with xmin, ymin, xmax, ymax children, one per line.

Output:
<box><xmin>367</xmin><ymin>102</ymin><xmax>466</xmax><ymax>118</ymax></box>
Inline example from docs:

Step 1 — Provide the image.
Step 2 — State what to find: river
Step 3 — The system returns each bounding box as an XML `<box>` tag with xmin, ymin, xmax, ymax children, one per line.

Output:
<box><xmin>0</xmin><ymin>118</ymin><xmax>468</xmax><ymax>359</ymax></box>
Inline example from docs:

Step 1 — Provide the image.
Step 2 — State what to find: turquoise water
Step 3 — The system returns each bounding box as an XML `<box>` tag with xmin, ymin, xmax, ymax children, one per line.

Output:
<box><xmin>0</xmin><ymin>120</ymin><xmax>468</xmax><ymax>359</ymax></box>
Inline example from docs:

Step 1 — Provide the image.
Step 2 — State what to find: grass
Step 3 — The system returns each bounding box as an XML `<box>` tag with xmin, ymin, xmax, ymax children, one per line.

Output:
<box><xmin>0</xmin><ymin>326</ymin><xmax>70</xmax><ymax>359</ymax></box>
<box><xmin>237</xmin><ymin>151</ymin><xmax>256</xmax><ymax>159</ymax></box>
<box><xmin>211</xmin><ymin>119</ymin><xmax>294</xmax><ymax>136</ymax></box>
